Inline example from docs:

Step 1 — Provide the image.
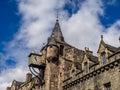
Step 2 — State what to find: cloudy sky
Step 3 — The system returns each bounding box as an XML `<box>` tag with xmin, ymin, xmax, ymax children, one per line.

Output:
<box><xmin>0</xmin><ymin>0</ymin><xmax>120</xmax><ymax>89</ymax></box>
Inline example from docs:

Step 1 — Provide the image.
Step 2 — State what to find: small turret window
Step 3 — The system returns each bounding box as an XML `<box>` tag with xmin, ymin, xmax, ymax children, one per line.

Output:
<box><xmin>60</xmin><ymin>45</ymin><xmax>64</xmax><ymax>56</ymax></box>
<box><xmin>101</xmin><ymin>52</ymin><xmax>106</xmax><ymax>65</ymax></box>
<box><xmin>50</xmin><ymin>46</ymin><xmax>53</xmax><ymax>48</ymax></box>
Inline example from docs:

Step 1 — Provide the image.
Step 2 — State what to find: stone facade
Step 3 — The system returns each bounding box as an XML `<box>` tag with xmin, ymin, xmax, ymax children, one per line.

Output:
<box><xmin>7</xmin><ymin>20</ymin><xmax>120</xmax><ymax>90</ymax></box>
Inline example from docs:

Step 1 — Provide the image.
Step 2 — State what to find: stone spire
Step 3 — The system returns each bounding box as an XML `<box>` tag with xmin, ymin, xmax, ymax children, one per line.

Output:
<box><xmin>51</xmin><ymin>20</ymin><xmax>64</xmax><ymax>42</ymax></box>
<box><xmin>47</xmin><ymin>37</ymin><xmax>57</xmax><ymax>46</ymax></box>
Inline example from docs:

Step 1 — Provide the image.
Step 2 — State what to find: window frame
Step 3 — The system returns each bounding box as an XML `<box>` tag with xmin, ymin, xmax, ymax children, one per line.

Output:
<box><xmin>60</xmin><ymin>45</ymin><xmax>64</xmax><ymax>56</ymax></box>
<box><xmin>101</xmin><ymin>52</ymin><xmax>106</xmax><ymax>65</ymax></box>
<box><xmin>84</xmin><ymin>62</ymin><xmax>89</xmax><ymax>74</ymax></box>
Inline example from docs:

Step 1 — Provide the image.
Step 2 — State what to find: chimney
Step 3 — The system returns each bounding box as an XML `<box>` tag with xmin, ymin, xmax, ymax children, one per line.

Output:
<box><xmin>85</xmin><ymin>47</ymin><xmax>93</xmax><ymax>55</ymax></box>
<box><xmin>6</xmin><ymin>87</ymin><xmax>11</xmax><ymax>90</ymax></box>
<box><xmin>26</xmin><ymin>73</ymin><xmax>32</xmax><ymax>82</ymax></box>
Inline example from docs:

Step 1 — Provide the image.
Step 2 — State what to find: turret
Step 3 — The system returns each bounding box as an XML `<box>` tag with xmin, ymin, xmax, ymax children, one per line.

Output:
<box><xmin>46</xmin><ymin>37</ymin><xmax>59</xmax><ymax>63</ymax></box>
<box><xmin>46</xmin><ymin>20</ymin><xmax>64</xmax><ymax>63</ymax></box>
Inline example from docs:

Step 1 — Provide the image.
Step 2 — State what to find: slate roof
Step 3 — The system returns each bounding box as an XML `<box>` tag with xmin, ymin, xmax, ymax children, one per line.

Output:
<box><xmin>104</xmin><ymin>43</ymin><xmax>118</xmax><ymax>53</ymax></box>
<box><xmin>86</xmin><ymin>54</ymin><xmax>99</xmax><ymax>64</ymax></box>
<box><xmin>51</xmin><ymin>20</ymin><xmax>64</xmax><ymax>42</ymax></box>
<box><xmin>11</xmin><ymin>80</ymin><xmax>24</xmax><ymax>89</ymax></box>
<box><xmin>15</xmin><ymin>81</ymin><xmax>24</xmax><ymax>87</ymax></box>
<box><xmin>47</xmin><ymin>37</ymin><xmax>57</xmax><ymax>46</ymax></box>
<box><xmin>84</xmin><ymin>53</ymin><xmax>99</xmax><ymax>68</ymax></box>
<box><xmin>97</xmin><ymin>39</ymin><xmax>118</xmax><ymax>53</ymax></box>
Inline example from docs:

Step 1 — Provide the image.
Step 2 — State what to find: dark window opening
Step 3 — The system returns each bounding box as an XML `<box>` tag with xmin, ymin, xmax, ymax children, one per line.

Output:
<box><xmin>72</xmin><ymin>69</ymin><xmax>75</xmax><ymax>73</ymax></box>
<box><xmin>104</xmin><ymin>82</ymin><xmax>111</xmax><ymax>90</ymax></box>
<box><xmin>60</xmin><ymin>45</ymin><xmax>64</xmax><ymax>56</ymax></box>
<box><xmin>84</xmin><ymin>62</ymin><xmax>89</xmax><ymax>73</ymax></box>
<box><xmin>101</xmin><ymin>52</ymin><xmax>106</xmax><ymax>65</ymax></box>
<box><xmin>50</xmin><ymin>46</ymin><xmax>53</xmax><ymax>48</ymax></box>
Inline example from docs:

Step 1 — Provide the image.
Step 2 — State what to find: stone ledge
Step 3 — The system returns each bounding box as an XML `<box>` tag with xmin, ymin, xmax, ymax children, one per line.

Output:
<box><xmin>63</xmin><ymin>59</ymin><xmax>120</xmax><ymax>90</ymax></box>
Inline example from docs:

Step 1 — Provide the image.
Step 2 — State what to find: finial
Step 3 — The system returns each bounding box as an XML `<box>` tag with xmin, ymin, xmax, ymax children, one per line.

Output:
<box><xmin>101</xmin><ymin>35</ymin><xmax>103</xmax><ymax>41</ymax></box>
<box><xmin>85</xmin><ymin>47</ymin><xmax>89</xmax><ymax>51</ymax></box>
<box><xmin>56</xmin><ymin>9</ymin><xmax>59</xmax><ymax>21</ymax></box>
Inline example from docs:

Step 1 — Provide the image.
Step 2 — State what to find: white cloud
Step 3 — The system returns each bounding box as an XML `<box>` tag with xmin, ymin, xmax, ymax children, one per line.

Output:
<box><xmin>0</xmin><ymin>0</ymin><xmax>65</xmax><ymax>90</ymax></box>
<box><xmin>0</xmin><ymin>0</ymin><xmax>120</xmax><ymax>90</ymax></box>
<box><xmin>103</xmin><ymin>20</ymin><xmax>120</xmax><ymax>45</ymax></box>
<box><xmin>17</xmin><ymin>0</ymin><xmax>65</xmax><ymax>48</ymax></box>
<box><xmin>0</xmin><ymin>66</ymin><xmax>27</xmax><ymax>90</ymax></box>
<box><xmin>62</xmin><ymin>0</ymin><xmax>119</xmax><ymax>53</ymax></box>
<box><xmin>62</xmin><ymin>0</ymin><xmax>104</xmax><ymax>52</ymax></box>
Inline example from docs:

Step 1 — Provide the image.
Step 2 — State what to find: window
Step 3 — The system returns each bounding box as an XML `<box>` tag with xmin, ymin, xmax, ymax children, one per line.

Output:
<box><xmin>60</xmin><ymin>45</ymin><xmax>64</xmax><ymax>56</ymax></box>
<box><xmin>84</xmin><ymin>62</ymin><xmax>89</xmax><ymax>73</ymax></box>
<box><xmin>50</xmin><ymin>46</ymin><xmax>53</xmax><ymax>48</ymax></box>
<box><xmin>101</xmin><ymin>52</ymin><xmax>106</xmax><ymax>65</ymax></box>
<box><xmin>104</xmin><ymin>82</ymin><xmax>111</xmax><ymax>90</ymax></box>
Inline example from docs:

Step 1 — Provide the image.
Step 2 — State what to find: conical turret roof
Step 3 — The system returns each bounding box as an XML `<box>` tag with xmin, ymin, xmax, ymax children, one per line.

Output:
<box><xmin>47</xmin><ymin>37</ymin><xmax>57</xmax><ymax>46</ymax></box>
<box><xmin>51</xmin><ymin>20</ymin><xmax>64</xmax><ymax>42</ymax></box>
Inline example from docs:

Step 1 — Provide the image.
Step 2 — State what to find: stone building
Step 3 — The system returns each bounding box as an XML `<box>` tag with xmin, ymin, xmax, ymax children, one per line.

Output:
<box><xmin>7</xmin><ymin>19</ymin><xmax>120</xmax><ymax>90</ymax></box>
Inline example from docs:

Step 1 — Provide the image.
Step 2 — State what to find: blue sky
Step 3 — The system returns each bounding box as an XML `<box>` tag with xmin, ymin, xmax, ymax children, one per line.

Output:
<box><xmin>0</xmin><ymin>0</ymin><xmax>120</xmax><ymax>90</ymax></box>
<box><xmin>0</xmin><ymin>0</ymin><xmax>20</xmax><ymax>71</ymax></box>
<box><xmin>101</xmin><ymin>0</ymin><xmax>120</xmax><ymax>28</ymax></box>
<box><xmin>0</xmin><ymin>0</ymin><xmax>20</xmax><ymax>44</ymax></box>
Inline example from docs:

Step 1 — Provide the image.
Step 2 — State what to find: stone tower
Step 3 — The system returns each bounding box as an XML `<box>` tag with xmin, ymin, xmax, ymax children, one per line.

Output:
<box><xmin>36</xmin><ymin>19</ymin><xmax>68</xmax><ymax>90</ymax></box>
<box><xmin>45</xmin><ymin>20</ymin><xmax>64</xmax><ymax>90</ymax></box>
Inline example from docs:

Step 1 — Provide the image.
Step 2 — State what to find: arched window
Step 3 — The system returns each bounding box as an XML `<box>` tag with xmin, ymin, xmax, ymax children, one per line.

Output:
<box><xmin>84</xmin><ymin>62</ymin><xmax>89</xmax><ymax>73</ymax></box>
<box><xmin>101</xmin><ymin>52</ymin><xmax>106</xmax><ymax>65</ymax></box>
<box><xmin>60</xmin><ymin>45</ymin><xmax>64</xmax><ymax>56</ymax></box>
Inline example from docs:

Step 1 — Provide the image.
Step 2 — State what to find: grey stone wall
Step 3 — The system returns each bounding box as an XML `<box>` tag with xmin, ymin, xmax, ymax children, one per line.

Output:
<box><xmin>63</xmin><ymin>58</ymin><xmax>120</xmax><ymax>90</ymax></box>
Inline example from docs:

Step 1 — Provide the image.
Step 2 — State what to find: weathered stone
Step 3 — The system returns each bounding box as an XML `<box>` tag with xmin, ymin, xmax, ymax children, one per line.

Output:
<box><xmin>7</xmin><ymin>20</ymin><xmax>120</xmax><ymax>90</ymax></box>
